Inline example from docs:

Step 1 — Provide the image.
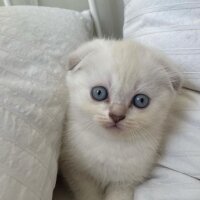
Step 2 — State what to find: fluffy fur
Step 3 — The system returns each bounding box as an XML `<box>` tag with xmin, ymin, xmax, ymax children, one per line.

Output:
<box><xmin>60</xmin><ymin>39</ymin><xmax>182</xmax><ymax>200</ymax></box>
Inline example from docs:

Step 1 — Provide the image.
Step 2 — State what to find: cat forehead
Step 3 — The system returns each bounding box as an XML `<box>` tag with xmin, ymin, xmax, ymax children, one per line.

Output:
<box><xmin>82</xmin><ymin>52</ymin><xmax>164</xmax><ymax>97</ymax></box>
<box><xmin>71</xmin><ymin>40</ymin><xmax>170</xmax><ymax>93</ymax></box>
<box><xmin>111</xmin><ymin>43</ymin><xmax>159</xmax><ymax>72</ymax></box>
<box><xmin>86</xmin><ymin>44</ymin><xmax>162</xmax><ymax>84</ymax></box>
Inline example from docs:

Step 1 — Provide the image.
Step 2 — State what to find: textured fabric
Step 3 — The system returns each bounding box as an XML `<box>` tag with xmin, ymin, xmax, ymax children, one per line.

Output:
<box><xmin>123</xmin><ymin>0</ymin><xmax>200</xmax><ymax>91</ymax></box>
<box><xmin>123</xmin><ymin>1</ymin><xmax>200</xmax><ymax>199</ymax></box>
<box><xmin>0</xmin><ymin>6</ymin><xmax>93</xmax><ymax>200</ymax></box>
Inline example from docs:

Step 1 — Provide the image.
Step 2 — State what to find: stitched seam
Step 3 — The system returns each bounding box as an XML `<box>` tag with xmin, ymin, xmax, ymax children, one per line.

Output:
<box><xmin>158</xmin><ymin>164</ymin><xmax>200</xmax><ymax>180</ymax></box>
<box><xmin>127</xmin><ymin>25</ymin><xmax>200</xmax><ymax>38</ymax></box>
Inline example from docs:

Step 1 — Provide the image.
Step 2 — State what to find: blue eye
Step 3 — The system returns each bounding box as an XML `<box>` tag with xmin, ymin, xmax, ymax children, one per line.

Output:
<box><xmin>91</xmin><ymin>86</ymin><xmax>108</xmax><ymax>101</ymax></box>
<box><xmin>132</xmin><ymin>94</ymin><xmax>150</xmax><ymax>108</ymax></box>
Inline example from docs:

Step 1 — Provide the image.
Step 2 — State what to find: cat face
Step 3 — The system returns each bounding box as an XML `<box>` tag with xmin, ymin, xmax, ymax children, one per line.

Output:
<box><xmin>67</xmin><ymin>40</ymin><xmax>182</xmax><ymax>135</ymax></box>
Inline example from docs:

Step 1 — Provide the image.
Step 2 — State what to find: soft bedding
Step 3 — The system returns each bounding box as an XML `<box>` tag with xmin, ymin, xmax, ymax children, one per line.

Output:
<box><xmin>123</xmin><ymin>0</ymin><xmax>200</xmax><ymax>199</ymax></box>
<box><xmin>0</xmin><ymin>6</ymin><xmax>92</xmax><ymax>200</ymax></box>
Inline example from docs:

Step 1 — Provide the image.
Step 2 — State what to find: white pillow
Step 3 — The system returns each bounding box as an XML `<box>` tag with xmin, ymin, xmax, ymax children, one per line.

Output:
<box><xmin>123</xmin><ymin>1</ymin><xmax>200</xmax><ymax>199</ymax></box>
<box><xmin>0</xmin><ymin>6</ymin><xmax>93</xmax><ymax>200</ymax></box>
<box><xmin>123</xmin><ymin>0</ymin><xmax>200</xmax><ymax>91</ymax></box>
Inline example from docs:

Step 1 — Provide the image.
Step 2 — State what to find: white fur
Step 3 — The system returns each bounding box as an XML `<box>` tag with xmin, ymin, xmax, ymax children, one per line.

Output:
<box><xmin>60</xmin><ymin>39</ymin><xmax>182</xmax><ymax>200</ymax></box>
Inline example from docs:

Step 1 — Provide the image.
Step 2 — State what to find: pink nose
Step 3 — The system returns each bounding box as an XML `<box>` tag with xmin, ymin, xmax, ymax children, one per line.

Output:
<box><xmin>109</xmin><ymin>113</ymin><xmax>126</xmax><ymax>123</ymax></box>
<box><xmin>109</xmin><ymin>103</ymin><xmax>127</xmax><ymax>123</ymax></box>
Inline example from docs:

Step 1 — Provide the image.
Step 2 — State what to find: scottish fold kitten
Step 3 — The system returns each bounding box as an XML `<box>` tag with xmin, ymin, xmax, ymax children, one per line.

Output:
<box><xmin>60</xmin><ymin>39</ymin><xmax>182</xmax><ymax>200</ymax></box>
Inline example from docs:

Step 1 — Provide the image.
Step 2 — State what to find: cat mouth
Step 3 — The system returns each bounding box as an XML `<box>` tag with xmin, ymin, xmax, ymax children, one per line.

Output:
<box><xmin>104</xmin><ymin>123</ymin><xmax>122</xmax><ymax>131</ymax></box>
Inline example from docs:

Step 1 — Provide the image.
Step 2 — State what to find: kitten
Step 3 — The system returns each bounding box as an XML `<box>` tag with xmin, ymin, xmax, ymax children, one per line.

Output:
<box><xmin>60</xmin><ymin>39</ymin><xmax>182</xmax><ymax>200</ymax></box>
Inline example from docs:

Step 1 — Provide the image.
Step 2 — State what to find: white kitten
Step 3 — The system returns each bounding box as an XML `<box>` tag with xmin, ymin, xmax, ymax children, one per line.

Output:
<box><xmin>60</xmin><ymin>39</ymin><xmax>182</xmax><ymax>200</ymax></box>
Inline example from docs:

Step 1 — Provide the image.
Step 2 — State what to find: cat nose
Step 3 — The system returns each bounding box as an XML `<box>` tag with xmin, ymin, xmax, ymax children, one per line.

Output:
<box><xmin>109</xmin><ymin>113</ymin><xmax>126</xmax><ymax>123</ymax></box>
<box><xmin>109</xmin><ymin>103</ymin><xmax>127</xmax><ymax>123</ymax></box>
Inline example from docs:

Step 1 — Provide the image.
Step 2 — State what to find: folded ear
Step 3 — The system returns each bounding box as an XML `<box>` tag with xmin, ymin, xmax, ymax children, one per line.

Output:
<box><xmin>158</xmin><ymin>54</ymin><xmax>183</xmax><ymax>92</ymax></box>
<box><xmin>67</xmin><ymin>39</ymin><xmax>103</xmax><ymax>72</ymax></box>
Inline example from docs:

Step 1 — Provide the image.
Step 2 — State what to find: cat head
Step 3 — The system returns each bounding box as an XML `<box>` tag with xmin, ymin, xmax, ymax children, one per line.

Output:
<box><xmin>66</xmin><ymin>39</ymin><xmax>182</xmax><ymax>136</ymax></box>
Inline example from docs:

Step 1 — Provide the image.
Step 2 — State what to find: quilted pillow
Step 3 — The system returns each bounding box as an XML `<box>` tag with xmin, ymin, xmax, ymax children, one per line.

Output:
<box><xmin>0</xmin><ymin>6</ymin><xmax>92</xmax><ymax>200</ymax></box>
